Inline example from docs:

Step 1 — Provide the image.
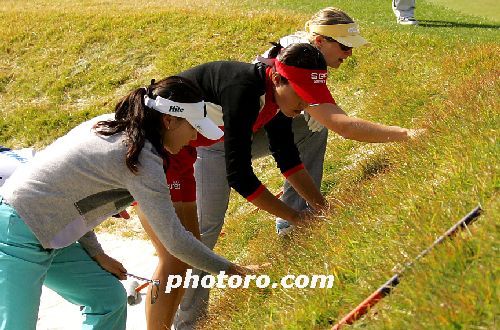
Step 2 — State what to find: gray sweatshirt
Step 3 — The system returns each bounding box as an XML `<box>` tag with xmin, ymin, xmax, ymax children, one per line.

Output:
<box><xmin>0</xmin><ymin>114</ymin><xmax>230</xmax><ymax>274</ymax></box>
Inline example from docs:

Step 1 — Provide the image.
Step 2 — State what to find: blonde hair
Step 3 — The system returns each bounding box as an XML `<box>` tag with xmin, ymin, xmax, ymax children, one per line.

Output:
<box><xmin>266</xmin><ymin>7</ymin><xmax>356</xmax><ymax>58</ymax></box>
<box><xmin>305</xmin><ymin>7</ymin><xmax>354</xmax><ymax>42</ymax></box>
<box><xmin>307</xmin><ymin>7</ymin><xmax>354</xmax><ymax>26</ymax></box>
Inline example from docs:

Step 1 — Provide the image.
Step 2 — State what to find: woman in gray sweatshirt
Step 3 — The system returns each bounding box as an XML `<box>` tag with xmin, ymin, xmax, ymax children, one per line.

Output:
<box><xmin>0</xmin><ymin>76</ymin><xmax>247</xmax><ymax>330</ymax></box>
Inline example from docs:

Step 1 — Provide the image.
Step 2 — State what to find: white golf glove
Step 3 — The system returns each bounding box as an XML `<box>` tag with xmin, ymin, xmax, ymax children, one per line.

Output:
<box><xmin>304</xmin><ymin>112</ymin><xmax>324</xmax><ymax>133</ymax></box>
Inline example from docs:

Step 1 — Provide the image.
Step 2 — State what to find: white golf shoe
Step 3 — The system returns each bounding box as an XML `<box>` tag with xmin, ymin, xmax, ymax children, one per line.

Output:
<box><xmin>276</xmin><ymin>219</ymin><xmax>294</xmax><ymax>236</ymax></box>
<box><xmin>397</xmin><ymin>17</ymin><xmax>419</xmax><ymax>25</ymax></box>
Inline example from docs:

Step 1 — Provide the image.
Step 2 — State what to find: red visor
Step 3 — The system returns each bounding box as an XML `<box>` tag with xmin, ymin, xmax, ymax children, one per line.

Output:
<box><xmin>274</xmin><ymin>60</ymin><xmax>334</xmax><ymax>105</ymax></box>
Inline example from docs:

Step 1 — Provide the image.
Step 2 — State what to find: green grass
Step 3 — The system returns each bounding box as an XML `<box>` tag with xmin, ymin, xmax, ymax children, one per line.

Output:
<box><xmin>1</xmin><ymin>0</ymin><xmax>498</xmax><ymax>329</ymax></box>
<box><xmin>426</xmin><ymin>0</ymin><xmax>500</xmax><ymax>22</ymax></box>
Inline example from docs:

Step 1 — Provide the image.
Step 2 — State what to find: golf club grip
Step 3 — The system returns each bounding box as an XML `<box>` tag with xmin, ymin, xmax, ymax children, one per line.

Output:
<box><xmin>332</xmin><ymin>275</ymin><xmax>399</xmax><ymax>329</ymax></box>
<box><xmin>135</xmin><ymin>282</ymin><xmax>149</xmax><ymax>293</ymax></box>
<box><xmin>332</xmin><ymin>205</ymin><xmax>482</xmax><ymax>329</ymax></box>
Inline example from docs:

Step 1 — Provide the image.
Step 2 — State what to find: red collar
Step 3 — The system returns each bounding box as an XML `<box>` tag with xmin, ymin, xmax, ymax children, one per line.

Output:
<box><xmin>252</xmin><ymin>67</ymin><xmax>280</xmax><ymax>132</ymax></box>
<box><xmin>190</xmin><ymin>67</ymin><xmax>280</xmax><ymax>147</ymax></box>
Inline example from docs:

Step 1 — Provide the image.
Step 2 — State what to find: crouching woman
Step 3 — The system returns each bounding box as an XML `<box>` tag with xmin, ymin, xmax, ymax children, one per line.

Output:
<box><xmin>0</xmin><ymin>76</ymin><xmax>247</xmax><ymax>330</ymax></box>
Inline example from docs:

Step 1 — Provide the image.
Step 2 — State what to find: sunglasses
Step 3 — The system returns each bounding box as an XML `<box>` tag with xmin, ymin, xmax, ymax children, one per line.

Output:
<box><xmin>127</xmin><ymin>272</ymin><xmax>161</xmax><ymax>305</ymax></box>
<box><xmin>322</xmin><ymin>35</ymin><xmax>353</xmax><ymax>52</ymax></box>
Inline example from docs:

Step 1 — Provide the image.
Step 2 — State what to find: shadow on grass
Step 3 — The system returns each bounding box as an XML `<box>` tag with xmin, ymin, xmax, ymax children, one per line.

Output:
<box><xmin>418</xmin><ymin>20</ymin><xmax>500</xmax><ymax>29</ymax></box>
<box><xmin>358</xmin><ymin>156</ymin><xmax>391</xmax><ymax>183</ymax></box>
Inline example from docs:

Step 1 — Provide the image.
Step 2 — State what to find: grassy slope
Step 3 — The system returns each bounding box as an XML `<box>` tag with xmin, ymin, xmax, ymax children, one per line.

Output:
<box><xmin>426</xmin><ymin>0</ymin><xmax>499</xmax><ymax>22</ymax></box>
<box><xmin>1</xmin><ymin>0</ymin><xmax>498</xmax><ymax>329</ymax></box>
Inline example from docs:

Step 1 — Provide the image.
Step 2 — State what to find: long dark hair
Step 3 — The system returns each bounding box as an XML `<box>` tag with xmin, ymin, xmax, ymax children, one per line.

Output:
<box><xmin>94</xmin><ymin>76</ymin><xmax>203</xmax><ymax>173</ymax></box>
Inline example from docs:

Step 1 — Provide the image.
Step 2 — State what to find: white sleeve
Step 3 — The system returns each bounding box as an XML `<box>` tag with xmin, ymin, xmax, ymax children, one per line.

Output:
<box><xmin>78</xmin><ymin>231</ymin><xmax>105</xmax><ymax>257</ymax></box>
<box><xmin>279</xmin><ymin>32</ymin><xmax>309</xmax><ymax>48</ymax></box>
<box><xmin>124</xmin><ymin>147</ymin><xmax>231</xmax><ymax>274</ymax></box>
<box><xmin>255</xmin><ymin>32</ymin><xmax>310</xmax><ymax>62</ymax></box>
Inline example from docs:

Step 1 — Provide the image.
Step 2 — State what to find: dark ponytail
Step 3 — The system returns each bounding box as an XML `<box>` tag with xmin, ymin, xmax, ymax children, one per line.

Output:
<box><xmin>277</xmin><ymin>43</ymin><xmax>327</xmax><ymax>70</ymax></box>
<box><xmin>267</xmin><ymin>41</ymin><xmax>284</xmax><ymax>59</ymax></box>
<box><xmin>94</xmin><ymin>76</ymin><xmax>203</xmax><ymax>173</ymax></box>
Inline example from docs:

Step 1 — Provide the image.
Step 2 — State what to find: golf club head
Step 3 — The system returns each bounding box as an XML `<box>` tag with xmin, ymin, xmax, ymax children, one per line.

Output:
<box><xmin>126</xmin><ymin>280</ymin><xmax>142</xmax><ymax>305</ymax></box>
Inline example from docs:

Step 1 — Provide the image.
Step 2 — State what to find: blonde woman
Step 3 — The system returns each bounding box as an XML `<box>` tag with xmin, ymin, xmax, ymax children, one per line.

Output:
<box><xmin>259</xmin><ymin>7</ymin><xmax>369</xmax><ymax>235</ymax></box>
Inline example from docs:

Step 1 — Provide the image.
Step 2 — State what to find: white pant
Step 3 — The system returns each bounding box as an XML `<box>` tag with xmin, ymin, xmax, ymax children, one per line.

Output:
<box><xmin>173</xmin><ymin>114</ymin><xmax>328</xmax><ymax>329</ymax></box>
<box><xmin>392</xmin><ymin>0</ymin><xmax>416</xmax><ymax>18</ymax></box>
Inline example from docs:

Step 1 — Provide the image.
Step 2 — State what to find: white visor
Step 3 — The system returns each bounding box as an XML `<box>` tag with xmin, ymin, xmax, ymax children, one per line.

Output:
<box><xmin>144</xmin><ymin>95</ymin><xmax>223</xmax><ymax>140</ymax></box>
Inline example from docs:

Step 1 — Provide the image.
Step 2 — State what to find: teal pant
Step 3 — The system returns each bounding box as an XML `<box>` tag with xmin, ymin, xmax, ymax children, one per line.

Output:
<box><xmin>0</xmin><ymin>199</ymin><xmax>127</xmax><ymax>330</ymax></box>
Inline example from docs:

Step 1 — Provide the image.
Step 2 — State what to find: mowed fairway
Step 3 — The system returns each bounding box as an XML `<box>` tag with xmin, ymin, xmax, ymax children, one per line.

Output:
<box><xmin>426</xmin><ymin>0</ymin><xmax>499</xmax><ymax>22</ymax></box>
<box><xmin>0</xmin><ymin>0</ymin><xmax>498</xmax><ymax>329</ymax></box>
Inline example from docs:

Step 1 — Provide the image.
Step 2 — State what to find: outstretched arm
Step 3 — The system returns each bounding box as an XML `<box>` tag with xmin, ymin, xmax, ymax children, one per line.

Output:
<box><xmin>307</xmin><ymin>103</ymin><xmax>423</xmax><ymax>142</ymax></box>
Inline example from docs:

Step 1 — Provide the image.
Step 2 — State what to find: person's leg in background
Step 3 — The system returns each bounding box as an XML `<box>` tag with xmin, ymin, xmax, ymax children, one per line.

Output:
<box><xmin>44</xmin><ymin>243</ymin><xmax>127</xmax><ymax>330</ymax></box>
<box><xmin>173</xmin><ymin>141</ymin><xmax>231</xmax><ymax>330</ymax></box>
<box><xmin>229</xmin><ymin>115</ymin><xmax>327</xmax><ymax>235</ymax></box>
<box><xmin>274</xmin><ymin>115</ymin><xmax>328</xmax><ymax>235</ymax></box>
<box><xmin>223</xmin><ymin>115</ymin><xmax>327</xmax><ymax>235</ymax></box>
<box><xmin>136</xmin><ymin>146</ymin><xmax>202</xmax><ymax>329</ymax></box>
<box><xmin>392</xmin><ymin>0</ymin><xmax>419</xmax><ymax>25</ymax></box>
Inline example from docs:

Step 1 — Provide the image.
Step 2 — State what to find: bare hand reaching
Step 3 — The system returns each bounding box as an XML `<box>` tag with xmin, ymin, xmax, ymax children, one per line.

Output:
<box><xmin>407</xmin><ymin>128</ymin><xmax>427</xmax><ymax>140</ymax></box>
<box><xmin>93</xmin><ymin>253</ymin><xmax>127</xmax><ymax>280</ymax></box>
